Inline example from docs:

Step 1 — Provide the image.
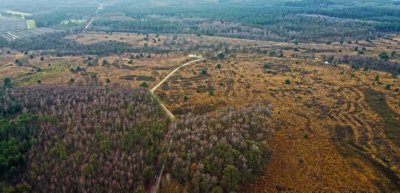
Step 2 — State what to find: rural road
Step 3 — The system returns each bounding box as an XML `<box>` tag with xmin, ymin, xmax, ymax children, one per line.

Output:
<box><xmin>150</xmin><ymin>58</ymin><xmax>206</xmax><ymax>120</ymax></box>
<box><xmin>83</xmin><ymin>3</ymin><xmax>103</xmax><ymax>32</ymax></box>
<box><xmin>149</xmin><ymin>57</ymin><xmax>205</xmax><ymax>193</ymax></box>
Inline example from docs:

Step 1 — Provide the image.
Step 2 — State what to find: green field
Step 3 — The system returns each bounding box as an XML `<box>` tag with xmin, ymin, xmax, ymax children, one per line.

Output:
<box><xmin>26</xmin><ymin>20</ymin><xmax>36</xmax><ymax>29</ymax></box>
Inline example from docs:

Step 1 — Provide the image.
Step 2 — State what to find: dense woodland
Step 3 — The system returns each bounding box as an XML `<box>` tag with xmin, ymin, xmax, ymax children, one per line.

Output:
<box><xmin>322</xmin><ymin>55</ymin><xmax>400</xmax><ymax>74</ymax></box>
<box><xmin>87</xmin><ymin>0</ymin><xmax>400</xmax><ymax>42</ymax></box>
<box><xmin>1</xmin><ymin>0</ymin><xmax>400</xmax><ymax>43</ymax></box>
<box><xmin>0</xmin><ymin>83</ymin><xmax>272</xmax><ymax>193</ymax></box>
<box><xmin>166</xmin><ymin>102</ymin><xmax>272</xmax><ymax>193</ymax></box>
<box><xmin>1</xmin><ymin>85</ymin><xmax>167</xmax><ymax>193</ymax></box>
<box><xmin>1</xmin><ymin>32</ymin><xmax>141</xmax><ymax>56</ymax></box>
<box><xmin>0</xmin><ymin>78</ymin><xmax>36</xmax><ymax>192</ymax></box>
<box><xmin>1</xmin><ymin>32</ymin><xmax>248</xmax><ymax>57</ymax></box>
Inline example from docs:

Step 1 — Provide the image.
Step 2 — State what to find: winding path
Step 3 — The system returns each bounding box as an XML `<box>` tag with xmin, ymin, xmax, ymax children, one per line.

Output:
<box><xmin>150</xmin><ymin>58</ymin><xmax>206</xmax><ymax>120</ymax></box>
<box><xmin>149</xmin><ymin>57</ymin><xmax>205</xmax><ymax>193</ymax></box>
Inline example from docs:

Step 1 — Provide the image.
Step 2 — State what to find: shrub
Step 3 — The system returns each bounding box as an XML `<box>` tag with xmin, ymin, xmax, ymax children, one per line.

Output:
<box><xmin>208</xmin><ymin>86</ymin><xmax>214</xmax><ymax>96</ymax></box>
<box><xmin>222</xmin><ymin>165</ymin><xmax>240</xmax><ymax>192</ymax></box>
<box><xmin>3</xmin><ymin>78</ymin><xmax>13</xmax><ymax>89</ymax></box>
<box><xmin>102</xmin><ymin>60</ymin><xmax>109</xmax><ymax>66</ymax></box>
<box><xmin>68</xmin><ymin>78</ymin><xmax>75</xmax><ymax>86</ymax></box>
<box><xmin>217</xmin><ymin>53</ymin><xmax>225</xmax><ymax>60</ymax></box>
<box><xmin>140</xmin><ymin>82</ymin><xmax>149</xmax><ymax>88</ymax></box>
<box><xmin>379</xmin><ymin>52</ymin><xmax>389</xmax><ymax>61</ymax></box>
<box><xmin>15</xmin><ymin>59</ymin><xmax>21</xmax><ymax>66</ymax></box>
<box><xmin>285</xmin><ymin>79</ymin><xmax>291</xmax><ymax>84</ymax></box>
<box><xmin>375</xmin><ymin>75</ymin><xmax>380</xmax><ymax>82</ymax></box>
<box><xmin>211</xmin><ymin>186</ymin><xmax>223</xmax><ymax>193</ymax></box>
<box><xmin>201</xmin><ymin>69</ymin><xmax>208</xmax><ymax>75</ymax></box>
<box><xmin>133</xmin><ymin>185</ymin><xmax>145</xmax><ymax>193</ymax></box>
<box><xmin>391</xmin><ymin>51</ymin><xmax>397</xmax><ymax>58</ymax></box>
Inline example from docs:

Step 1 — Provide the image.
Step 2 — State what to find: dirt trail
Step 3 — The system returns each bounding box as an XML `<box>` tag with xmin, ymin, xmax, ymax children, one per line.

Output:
<box><xmin>149</xmin><ymin>57</ymin><xmax>205</xmax><ymax>193</ymax></box>
<box><xmin>83</xmin><ymin>3</ymin><xmax>103</xmax><ymax>32</ymax></box>
<box><xmin>150</xmin><ymin>58</ymin><xmax>206</xmax><ymax>120</ymax></box>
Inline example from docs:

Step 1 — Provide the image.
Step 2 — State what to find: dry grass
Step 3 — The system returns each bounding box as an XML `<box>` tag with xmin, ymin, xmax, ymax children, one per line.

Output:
<box><xmin>155</xmin><ymin>54</ymin><xmax>400</xmax><ymax>192</ymax></box>
<box><xmin>1</xmin><ymin>33</ymin><xmax>400</xmax><ymax>192</ymax></box>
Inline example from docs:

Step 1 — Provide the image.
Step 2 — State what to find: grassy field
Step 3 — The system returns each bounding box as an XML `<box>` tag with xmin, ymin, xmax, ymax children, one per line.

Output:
<box><xmin>26</xmin><ymin>19</ymin><xmax>36</xmax><ymax>29</ymax></box>
<box><xmin>364</xmin><ymin>89</ymin><xmax>400</xmax><ymax>147</ymax></box>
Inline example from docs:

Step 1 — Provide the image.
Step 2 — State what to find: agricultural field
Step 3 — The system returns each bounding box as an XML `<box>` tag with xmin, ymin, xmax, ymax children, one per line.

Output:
<box><xmin>0</xmin><ymin>17</ymin><xmax>27</xmax><ymax>32</ymax></box>
<box><xmin>1</xmin><ymin>27</ymin><xmax>57</xmax><ymax>41</ymax></box>
<box><xmin>26</xmin><ymin>20</ymin><xmax>36</xmax><ymax>29</ymax></box>
<box><xmin>0</xmin><ymin>10</ymin><xmax>36</xmax><ymax>32</ymax></box>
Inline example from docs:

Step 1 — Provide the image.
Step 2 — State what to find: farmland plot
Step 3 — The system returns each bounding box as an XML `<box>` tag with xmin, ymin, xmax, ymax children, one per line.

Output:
<box><xmin>0</xmin><ymin>17</ymin><xmax>27</xmax><ymax>32</ymax></box>
<box><xmin>1</xmin><ymin>27</ymin><xmax>58</xmax><ymax>41</ymax></box>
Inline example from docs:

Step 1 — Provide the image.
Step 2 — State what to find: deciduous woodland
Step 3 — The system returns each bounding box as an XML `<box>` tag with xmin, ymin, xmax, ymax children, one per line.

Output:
<box><xmin>0</xmin><ymin>85</ymin><xmax>272</xmax><ymax>193</ymax></box>
<box><xmin>1</xmin><ymin>86</ymin><xmax>167</xmax><ymax>192</ymax></box>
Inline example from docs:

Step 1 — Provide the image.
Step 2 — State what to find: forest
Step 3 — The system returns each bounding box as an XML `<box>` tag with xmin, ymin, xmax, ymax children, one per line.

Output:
<box><xmin>1</xmin><ymin>0</ymin><xmax>400</xmax><ymax>44</ymax></box>
<box><xmin>322</xmin><ymin>54</ymin><xmax>400</xmax><ymax>75</ymax></box>
<box><xmin>0</xmin><ymin>81</ymin><xmax>272</xmax><ymax>193</ymax></box>
<box><xmin>166</xmin><ymin>102</ymin><xmax>272</xmax><ymax>193</ymax></box>
<box><xmin>87</xmin><ymin>0</ymin><xmax>400</xmax><ymax>42</ymax></box>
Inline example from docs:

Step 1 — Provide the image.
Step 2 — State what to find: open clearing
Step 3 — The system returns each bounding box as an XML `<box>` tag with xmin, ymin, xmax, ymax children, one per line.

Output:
<box><xmin>26</xmin><ymin>20</ymin><xmax>36</xmax><ymax>29</ymax></box>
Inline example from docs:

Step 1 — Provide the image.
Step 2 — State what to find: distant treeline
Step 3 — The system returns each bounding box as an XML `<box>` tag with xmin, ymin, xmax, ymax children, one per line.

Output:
<box><xmin>87</xmin><ymin>1</ymin><xmax>400</xmax><ymax>42</ymax></box>
<box><xmin>0</xmin><ymin>32</ymin><xmax>170</xmax><ymax>56</ymax></box>
<box><xmin>2</xmin><ymin>0</ymin><xmax>400</xmax><ymax>42</ymax></box>
<box><xmin>1</xmin><ymin>31</ymin><xmax>254</xmax><ymax>56</ymax></box>
<box><xmin>323</xmin><ymin>55</ymin><xmax>400</xmax><ymax>74</ymax></box>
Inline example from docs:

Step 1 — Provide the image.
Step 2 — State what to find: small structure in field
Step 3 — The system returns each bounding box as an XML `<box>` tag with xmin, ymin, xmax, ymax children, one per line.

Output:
<box><xmin>188</xmin><ymin>54</ymin><xmax>204</xmax><ymax>58</ymax></box>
